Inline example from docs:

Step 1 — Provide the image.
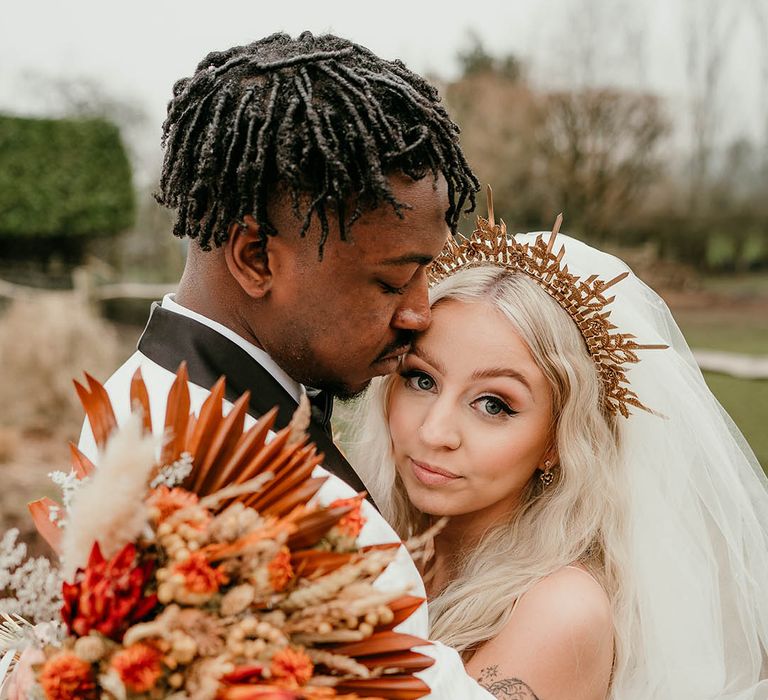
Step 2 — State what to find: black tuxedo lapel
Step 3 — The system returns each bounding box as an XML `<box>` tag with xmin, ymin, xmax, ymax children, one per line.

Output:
<box><xmin>137</xmin><ymin>303</ymin><xmax>374</xmax><ymax>506</ymax></box>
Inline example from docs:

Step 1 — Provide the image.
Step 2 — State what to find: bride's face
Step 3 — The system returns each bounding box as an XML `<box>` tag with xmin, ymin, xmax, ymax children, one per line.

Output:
<box><xmin>388</xmin><ymin>298</ymin><xmax>554</xmax><ymax>522</ymax></box>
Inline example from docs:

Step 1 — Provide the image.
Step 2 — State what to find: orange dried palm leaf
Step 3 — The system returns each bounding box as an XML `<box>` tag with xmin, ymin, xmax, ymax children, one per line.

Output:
<box><xmin>290</xmin><ymin>549</ymin><xmax>357</xmax><ymax>578</ymax></box>
<box><xmin>287</xmin><ymin>502</ymin><xmax>359</xmax><ymax>550</ymax></box>
<box><xmin>28</xmin><ymin>498</ymin><xmax>63</xmax><ymax>555</ymax></box>
<box><xmin>68</xmin><ymin>442</ymin><xmax>95</xmax><ymax>479</ymax></box>
<box><xmin>353</xmin><ymin>650</ymin><xmax>435</xmax><ymax>672</ymax></box>
<box><xmin>229</xmin><ymin>427</ymin><xmax>292</xmax><ymax>485</ymax></box>
<box><xmin>332</xmin><ymin>632</ymin><xmax>430</xmax><ymax>658</ymax></box>
<box><xmin>217</xmin><ymin>686</ymin><xmax>301</xmax><ymax>700</ymax></box>
<box><xmin>129</xmin><ymin>368</ymin><xmax>152</xmax><ymax>434</ymax></box>
<box><xmin>201</xmin><ymin>519</ymin><xmax>297</xmax><ymax>562</ymax></box>
<box><xmin>204</xmin><ymin>408</ymin><xmax>278</xmax><ymax>494</ymax></box>
<box><xmin>333</xmin><ymin>676</ymin><xmax>430</xmax><ymax>699</ymax></box>
<box><xmin>360</xmin><ymin>543</ymin><xmax>401</xmax><ymax>554</ymax></box>
<box><xmin>194</xmin><ymin>391</ymin><xmax>250</xmax><ymax>494</ymax></box>
<box><xmin>244</xmin><ymin>444</ymin><xmax>319</xmax><ymax>511</ymax></box>
<box><xmin>260</xmin><ymin>475</ymin><xmax>328</xmax><ymax>519</ymax></box>
<box><xmin>186</xmin><ymin>376</ymin><xmax>227</xmax><ymax>477</ymax></box>
<box><xmin>160</xmin><ymin>363</ymin><xmax>191</xmax><ymax>466</ymax></box>
<box><xmin>378</xmin><ymin>596</ymin><xmax>427</xmax><ymax>632</ymax></box>
<box><xmin>74</xmin><ymin>375</ymin><xmax>117</xmax><ymax>449</ymax></box>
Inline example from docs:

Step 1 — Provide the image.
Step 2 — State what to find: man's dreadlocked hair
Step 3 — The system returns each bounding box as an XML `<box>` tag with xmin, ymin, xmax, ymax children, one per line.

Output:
<box><xmin>156</xmin><ymin>32</ymin><xmax>478</xmax><ymax>255</ymax></box>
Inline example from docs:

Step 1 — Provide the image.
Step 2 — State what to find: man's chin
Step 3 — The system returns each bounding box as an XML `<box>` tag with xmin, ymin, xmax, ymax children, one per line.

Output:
<box><xmin>311</xmin><ymin>376</ymin><xmax>372</xmax><ymax>401</ymax></box>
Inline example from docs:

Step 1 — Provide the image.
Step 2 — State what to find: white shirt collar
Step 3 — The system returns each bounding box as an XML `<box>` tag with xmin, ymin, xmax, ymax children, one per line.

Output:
<box><xmin>160</xmin><ymin>293</ymin><xmax>304</xmax><ymax>403</ymax></box>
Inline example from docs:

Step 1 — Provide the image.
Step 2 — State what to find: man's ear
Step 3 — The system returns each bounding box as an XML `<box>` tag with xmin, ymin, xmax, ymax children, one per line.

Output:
<box><xmin>224</xmin><ymin>215</ymin><xmax>273</xmax><ymax>299</ymax></box>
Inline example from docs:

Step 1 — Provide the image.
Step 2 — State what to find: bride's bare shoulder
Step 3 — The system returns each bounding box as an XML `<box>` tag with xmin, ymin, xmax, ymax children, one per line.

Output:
<box><xmin>466</xmin><ymin>567</ymin><xmax>613</xmax><ymax>700</ymax></box>
<box><xmin>519</xmin><ymin>566</ymin><xmax>612</xmax><ymax>631</ymax></box>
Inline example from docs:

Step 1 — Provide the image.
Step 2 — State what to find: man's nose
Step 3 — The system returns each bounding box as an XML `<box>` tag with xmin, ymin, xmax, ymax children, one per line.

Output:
<box><xmin>391</xmin><ymin>278</ymin><xmax>431</xmax><ymax>333</ymax></box>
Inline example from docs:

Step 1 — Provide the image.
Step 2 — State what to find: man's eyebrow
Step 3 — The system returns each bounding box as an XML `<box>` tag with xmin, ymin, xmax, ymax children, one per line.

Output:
<box><xmin>471</xmin><ymin>367</ymin><xmax>533</xmax><ymax>395</ymax></box>
<box><xmin>378</xmin><ymin>253</ymin><xmax>434</xmax><ymax>266</ymax></box>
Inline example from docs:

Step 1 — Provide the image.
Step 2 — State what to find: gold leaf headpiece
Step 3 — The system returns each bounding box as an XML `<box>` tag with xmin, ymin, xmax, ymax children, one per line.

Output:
<box><xmin>427</xmin><ymin>187</ymin><xmax>667</xmax><ymax>418</ymax></box>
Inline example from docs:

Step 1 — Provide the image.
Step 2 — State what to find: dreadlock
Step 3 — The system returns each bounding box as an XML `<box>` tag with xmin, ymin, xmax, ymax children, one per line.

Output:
<box><xmin>156</xmin><ymin>32</ymin><xmax>479</xmax><ymax>255</ymax></box>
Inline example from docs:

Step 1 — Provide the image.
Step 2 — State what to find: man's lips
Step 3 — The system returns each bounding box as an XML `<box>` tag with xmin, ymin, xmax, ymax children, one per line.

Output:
<box><xmin>410</xmin><ymin>458</ymin><xmax>461</xmax><ymax>486</ymax></box>
<box><xmin>376</xmin><ymin>346</ymin><xmax>410</xmax><ymax>363</ymax></box>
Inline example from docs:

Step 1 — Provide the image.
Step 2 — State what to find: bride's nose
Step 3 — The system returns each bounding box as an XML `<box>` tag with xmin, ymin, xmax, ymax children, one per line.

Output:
<box><xmin>417</xmin><ymin>398</ymin><xmax>461</xmax><ymax>450</ymax></box>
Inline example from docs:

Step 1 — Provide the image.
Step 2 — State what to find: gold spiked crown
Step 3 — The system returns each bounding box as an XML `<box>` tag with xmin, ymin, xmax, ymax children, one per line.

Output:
<box><xmin>427</xmin><ymin>187</ymin><xmax>667</xmax><ymax>418</ymax></box>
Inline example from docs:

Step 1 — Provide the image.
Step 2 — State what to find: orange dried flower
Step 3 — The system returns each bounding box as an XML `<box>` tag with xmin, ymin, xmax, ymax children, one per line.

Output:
<box><xmin>39</xmin><ymin>651</ymin><xmax>97</xmax><ymax>700</ymax></box>
<box><xmin>270</xmin><ymin>646</ymin><xmax>313</xmax><ymax>687</ymax></box>
<box><xmin>111</xmin><ymin>642</ymin><xmax>163</xmax><ymax>693</ymax></box>
<box><xmin>173</xmin><ymin>551</ymin><xmax>228</xmax><ymax>594</ymax></box>
<box><xmin>329</xmin><ymin>497</ymin><xmax>366</xmax><ymax>538</ymax></box>
<box><xmin>146</xmin><ymin>485</ymin><xmax>199</xmax><ymax>523</ymax></box>
<box><xmin>268</xmin><ymin>547</ymin><xmax>294</xmax><ymax>592</ymax></box>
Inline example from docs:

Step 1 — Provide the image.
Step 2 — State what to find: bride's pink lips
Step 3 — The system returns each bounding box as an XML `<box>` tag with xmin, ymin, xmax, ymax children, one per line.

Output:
<box><xmin>410</xmin><ymin>458</ymin><xmax>461</xmax><ymax>486</ymax></box>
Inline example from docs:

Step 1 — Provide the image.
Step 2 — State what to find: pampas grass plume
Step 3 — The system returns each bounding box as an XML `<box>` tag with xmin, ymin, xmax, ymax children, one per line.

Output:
<box><xmin>61</xmin><ymin>414</ymin><xmax>158</xmax><ymax>578</ymax></box>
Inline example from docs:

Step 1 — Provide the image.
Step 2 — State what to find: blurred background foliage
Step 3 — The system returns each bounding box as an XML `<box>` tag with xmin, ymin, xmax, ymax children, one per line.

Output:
<box><xmin>0</xmin><ymin>115</ymin><xmax>134</xmax><ymax>263</ymax></box>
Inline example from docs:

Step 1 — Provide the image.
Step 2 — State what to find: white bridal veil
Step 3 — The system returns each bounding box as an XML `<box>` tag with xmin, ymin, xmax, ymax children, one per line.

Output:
<box><xmin>514</xmin><ymin>232</ymin><xmax>768</xmax><ymax>699</ymax></box>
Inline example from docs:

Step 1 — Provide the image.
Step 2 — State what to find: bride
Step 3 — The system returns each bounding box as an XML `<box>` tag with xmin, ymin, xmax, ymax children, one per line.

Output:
<box><xmin>345</xmin><ymin>193</ymin><xmax>768</xmax><ymax>699</ymax></box>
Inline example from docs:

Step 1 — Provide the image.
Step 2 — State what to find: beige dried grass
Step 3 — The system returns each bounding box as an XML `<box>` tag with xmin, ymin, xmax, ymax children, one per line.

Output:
<box><xmin>0</xmin><ymin>293</ymin><xmax>120</xmax><ymax>435</ymax></box>
<box><xmin>61</xmin><ymin>413</ymin><xmax>158</xmax><ymax>577</ymax></box>
<box><xmin>0</xmin><ymin>426</ymin><xmax>20</xmax><ymax>464</ymax></box>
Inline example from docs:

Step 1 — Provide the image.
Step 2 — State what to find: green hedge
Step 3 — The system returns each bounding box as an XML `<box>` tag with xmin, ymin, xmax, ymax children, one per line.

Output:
<box><xmin>0</xmin><ymin>114</ymin><xmax>135</xmax><ymax>239</ymax></box>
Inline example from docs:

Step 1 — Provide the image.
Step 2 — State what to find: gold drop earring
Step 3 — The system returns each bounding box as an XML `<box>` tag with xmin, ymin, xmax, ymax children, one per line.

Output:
<box><xmin>540</xmin><ymin>460</ymin><xmax>554</xmax><ymax>487</ymax></box>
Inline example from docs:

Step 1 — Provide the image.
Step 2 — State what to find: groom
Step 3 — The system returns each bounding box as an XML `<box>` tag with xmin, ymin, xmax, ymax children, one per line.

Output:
<box><xmin>80</xmin><ymin>32</ymin><xmax>491</xmax><ymax>699</ymax></box>
<box><xmin>102</xmin><ymin>31</ymin><xmax>477</xmax><ymax>501</ymax></box>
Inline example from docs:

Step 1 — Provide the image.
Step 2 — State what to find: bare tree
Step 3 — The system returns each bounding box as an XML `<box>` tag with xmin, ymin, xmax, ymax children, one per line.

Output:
<box><xmin>536</xmin><ymin>87</ymin><xmax>669</xmax><ymax>241</ymax></box>
<box><xmin>683</xmin><ymin>0</ymin><xmax>739</xmax><ymax>207</ymax></box>
<box><xmin>749</xmin><ymin>0</ymin><xmax>768</xmax><ymax>173</ymax></box>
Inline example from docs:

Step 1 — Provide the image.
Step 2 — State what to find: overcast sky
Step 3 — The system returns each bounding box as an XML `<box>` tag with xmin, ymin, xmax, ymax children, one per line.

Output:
<box><xmin>2</xmin><ymin>0</ymin><xmax>765</xmax><ymax>181</ymax></box>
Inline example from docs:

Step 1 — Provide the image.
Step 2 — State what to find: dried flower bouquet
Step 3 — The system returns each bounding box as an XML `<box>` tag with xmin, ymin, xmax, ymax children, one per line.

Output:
<box><xmin>0</xmin><ymin>365</ymin><xmax>433</xmax><ymax>700</ymax></box>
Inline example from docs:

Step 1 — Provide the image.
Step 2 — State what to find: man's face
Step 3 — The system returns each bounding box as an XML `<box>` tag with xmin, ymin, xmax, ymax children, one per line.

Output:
<box><xmin>259</xmin><ymin>174</ymin><xmax>451</xmax><ymax>397</ymax></box>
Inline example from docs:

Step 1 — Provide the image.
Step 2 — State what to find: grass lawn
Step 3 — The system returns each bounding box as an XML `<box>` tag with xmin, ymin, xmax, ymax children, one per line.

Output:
<box><xmin>701</xmin><ymin>372</ymin><xmax>768</xmax><ymax>469</ymax></box>
<box><xmin>675</xmin><ymin>309</ymin><xmax>768</xmax><ymax>356</ymax></box>
<box><xmin>666</xmin><ymin>274</ymin><xmax>767</xmax><ymax>470</ymax></box>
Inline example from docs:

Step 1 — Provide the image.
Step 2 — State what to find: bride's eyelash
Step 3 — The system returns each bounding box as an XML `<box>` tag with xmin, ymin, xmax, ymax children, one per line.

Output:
<box><xmin>476</xmin><ymin>395</ymin><xmax>517</xmax><ymax>417</ymax></box>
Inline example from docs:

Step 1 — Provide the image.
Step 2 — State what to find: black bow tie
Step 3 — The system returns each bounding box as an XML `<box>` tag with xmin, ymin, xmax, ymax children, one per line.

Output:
<box><xmin>306</xmin><ymin>388</ymin><xmax>334</xmax><ymax>436</ymax></box>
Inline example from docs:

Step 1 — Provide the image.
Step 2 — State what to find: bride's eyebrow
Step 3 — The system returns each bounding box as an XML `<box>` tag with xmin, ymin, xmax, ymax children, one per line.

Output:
<box><xmin>471</xmin><ymin>366</ymin><xmax>532</xmax><ymax>395</ymax></box>
<box><xmin>408</xmin><ymin>346</ymin><xmax>446</xmax><ymax>374</ymax></box>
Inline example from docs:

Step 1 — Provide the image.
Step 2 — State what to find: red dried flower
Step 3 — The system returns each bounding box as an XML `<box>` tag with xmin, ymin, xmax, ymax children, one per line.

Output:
<box><xmin>61</xmin><ymin>542</ymin><xmax>157</xmax><ymax>642</ymax></box>
<box><xmin>146</xmin><ymin>485</ymin><xmax>200</xmax><ymax>523</ymax></box>
<box><xmin>270</xmin><ymin>646</ymin><xmax>313</xmax><ymax>687</ymax></box>
<box><xmin>268</xmin><ymin>547</ymin><xmax>294</xmax><ymax>592</ymax></box>
<box><xmin>329</xmin><ymin>497</ymin><xmax>366</xmax><ymax>539</ymax></box>
<box><xmin>39</xmin><ymin>651</ymin><xmax>97</xmax><ymax>700</ymax></box>
<box><xmin>173</xmin><ymin>551</ymin><xmax>228</xmax><ymax>594</ymax></box>
<box><xmin>111</xmin><ymin>642</ymin><xmax>163</xmax><ymax>693</ymax></box>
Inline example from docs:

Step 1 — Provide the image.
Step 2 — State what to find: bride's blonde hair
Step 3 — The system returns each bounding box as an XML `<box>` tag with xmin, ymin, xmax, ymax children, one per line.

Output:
<box><xmin>343</xmin><ymin>265</ymin><xmax>633</xmax><ymax>679</ymax></box>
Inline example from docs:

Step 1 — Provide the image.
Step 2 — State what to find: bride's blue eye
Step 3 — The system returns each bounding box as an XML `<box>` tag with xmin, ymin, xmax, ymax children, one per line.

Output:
<box><xmin>476</xmin><ymin>396</ymin><xmax>516</xmax><ymax>417</ymax></box>
<box><xmin>402</xmin><ymin>370</ymin><xmax>435</xmax><ymax>392</ymax></box>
